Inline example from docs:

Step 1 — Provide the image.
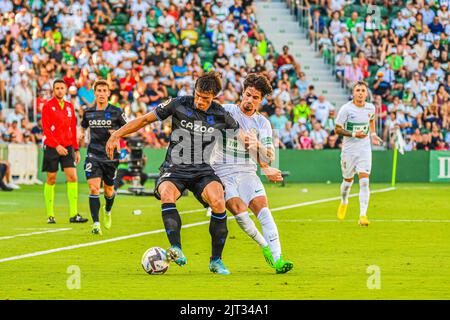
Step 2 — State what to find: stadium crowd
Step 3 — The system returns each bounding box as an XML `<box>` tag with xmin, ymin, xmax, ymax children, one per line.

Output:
<box><xmin>0</xmin><ymin>0</ymin><xmax>448</xmax><ymax>152</ymax></box>
<box><xmin>305</xmin><ymin>0</ymin><xmax>450</xmax><ymax>151</ymax></box>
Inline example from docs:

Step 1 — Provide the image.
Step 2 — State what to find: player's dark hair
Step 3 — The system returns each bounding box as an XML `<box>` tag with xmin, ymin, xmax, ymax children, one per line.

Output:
<box><xmin>93</xmin><ymin>79</ymin><xmax>110</xmax><ymax>91</ymax></box>
<box><xmin>195</xmin><ymin>71</ymin><xmax>222</xmax><ymax>96</ymax></box>
<box><xmin>243</xmin><ymin>73</ymin><xmax>273</xmax><ymax>97</ymax></box>
<box><xmin>52</xmin><ymin>79</ymin><xmax>66</xmax><ymax>89</ymax></box>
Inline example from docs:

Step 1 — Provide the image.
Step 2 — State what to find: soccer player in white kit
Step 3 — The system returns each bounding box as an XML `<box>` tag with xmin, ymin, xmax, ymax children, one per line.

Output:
<box><xmin>211</xmin><ymin>74</ymin><xmax>293</xmax><ymax>273</ymax></box>
<box><xmin>335</xmin><ymin>81</ymin><xmax>383</xmax><ymax>226</ymax></box>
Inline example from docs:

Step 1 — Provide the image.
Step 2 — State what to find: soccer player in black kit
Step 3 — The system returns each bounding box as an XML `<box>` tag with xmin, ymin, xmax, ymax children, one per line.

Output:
<box><xmin>106</xmin><ymin>72</ymin><xmax>238</xmax><ymax>274</ymax></box>
<box><xmin>80</xmin><ymin>80</ymin><xmax>127</xmax><ymax>235</ymax></box>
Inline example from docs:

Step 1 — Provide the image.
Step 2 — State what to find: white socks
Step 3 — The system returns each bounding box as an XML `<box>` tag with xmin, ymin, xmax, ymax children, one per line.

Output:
<box><xmin>257</xmin><ymin>207</ymin><xmax>281</xmax><ymax>262</ymax></box>
<box><xmin>235</xmin><ymin>212</ymin><xmax>267</xmax><ymax>248</ymax></box>
<box><xmin>359</xmin><ymin>178</ymin><xmax>370</xmax><ymax>217</ymax></box>
<box><xmin>340</xmin><ymin>180</ymin><xmax>353</xmax><ymax>204</ymax></box>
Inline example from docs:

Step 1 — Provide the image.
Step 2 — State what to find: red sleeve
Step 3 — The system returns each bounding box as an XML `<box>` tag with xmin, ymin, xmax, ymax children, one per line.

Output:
<box><xmin>70</xmin><ymin>103</ymin><xmax>79</xmax><ymax>150</ymax></box>
<box><xmin>41</xmin><ymin>101</ymin><xmax>60</xmax><ymax>147</ymax></box>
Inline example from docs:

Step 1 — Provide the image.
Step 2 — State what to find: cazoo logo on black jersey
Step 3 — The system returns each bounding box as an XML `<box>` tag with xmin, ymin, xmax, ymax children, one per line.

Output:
<box><xmin>180</xmin><ymin>120</ymin><xmax>215</xmax><ymax>133</ymax></box>
<box><xmin>89</xmin><ymin>119</ymin><xmax>112</xmax><ymax>127</ymax></box>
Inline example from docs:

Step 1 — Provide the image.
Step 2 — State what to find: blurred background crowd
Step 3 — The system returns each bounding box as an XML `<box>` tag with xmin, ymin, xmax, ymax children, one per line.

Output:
<box><xmin>0</xmin><ymin>0</ymin><xmax>449</xmax><ymax>152</ymax></box>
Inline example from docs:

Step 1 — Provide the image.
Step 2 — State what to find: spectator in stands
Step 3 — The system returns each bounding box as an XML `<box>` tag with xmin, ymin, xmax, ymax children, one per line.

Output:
<box><xmin>0</xmin><ymin>160</ymin><xmax>13</xmax><ymax>191</ymax></box>
<box><xmin>335</xmin><ymin>46</ymin><xmax>351</xmax><ymax>79</ymax></box>
<box><xmin>269</xmin><ymin>107</ymin><xmax>289</xmax><ymax>131</ymax></box>
<box><xmin>344</xmin><ymin>57</ymin><xmax>364</xmax><ymax>88</ymax></box>
<box><xmin>298</xmin><ymin>130</ymin><xmax>312</xmax><ymax>150</ymax></box>
<box><xmin>310</xmin><ymin>122</ymin><xmax>328</xmax><ymax>150</ymax></box>
<box><xmin>324</xmin><ymin>133</ymin><xmax>340</xmax><ymax>149</ymax></box>
<box><xmin>5</xmin><ymin>120</ymin><xmax>23</xmax><ymax>143</ymax></box>
<box><xmin>279</xmin><ymin>121</ymin><xmax>298</xmax><ymax>149</ymax></box>
<box><xmin>309</xmin><ymin>8</ymin><xmax>326</xmax><ymax>44</ymax></box>
<box><xmin>304</xmin><ymin>85</ymin><xmax>318</xmax><ymax>106</ymax></box>
<box><xmin>276</xmin><ymin>45</ymin><xmax>301</xmax><ymax>78</ymax></box>
<box><xmin>310</xmin><ymin>95</ymin><xmax>335</xmax><ymax>125</ymax></box>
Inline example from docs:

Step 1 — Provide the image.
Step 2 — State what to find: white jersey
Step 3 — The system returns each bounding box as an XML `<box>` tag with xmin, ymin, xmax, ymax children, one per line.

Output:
<box><xmin>211</xmin><ymin>104</ymin><xmax>274</xmax><ymax>177</ymax></box>
<box><xmin>335</xmin><ymin>101</ymin><xmax>375</xmax><ymax>154</ymax></box>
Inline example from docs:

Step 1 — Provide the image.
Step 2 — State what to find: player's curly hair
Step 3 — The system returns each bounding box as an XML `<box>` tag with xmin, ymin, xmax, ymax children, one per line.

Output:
<box><xmin>195</xmin><ymin>71</ymin><xmax>222</xmax><ymax>96</ymax></box>
<box><xmin>243</xmin><ymin>73</ymin><xmax>273</xmax><ymax>97</ymax></box>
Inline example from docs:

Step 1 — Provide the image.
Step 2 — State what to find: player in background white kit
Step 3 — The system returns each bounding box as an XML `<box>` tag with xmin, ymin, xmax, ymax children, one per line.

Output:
<box><xmin>335</xmin><ymin>81</ymin><xmax>383</xmax><ymax>226</ymax></box>
<box><xmin>211</xmin><ymin>74</ymin><xmax>293</xmax><ymax>273</ymax></box>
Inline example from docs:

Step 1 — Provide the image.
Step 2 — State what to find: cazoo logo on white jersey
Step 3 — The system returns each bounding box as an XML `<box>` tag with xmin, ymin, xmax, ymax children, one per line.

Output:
<box><xmin>180</xmin><ymin>120</ymin><xmax>215</xmax><ymax>133</ymax></box>
<box><xmin>89</xmin><ymin>119</ymin><xmax>112</xmax><ymax>127</ymax></box>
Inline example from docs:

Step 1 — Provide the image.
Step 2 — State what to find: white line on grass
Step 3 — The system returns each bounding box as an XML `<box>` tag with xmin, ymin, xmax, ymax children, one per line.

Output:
<box><xmin>279</xmin><ymin>219</ymin><xmax>450</xmax><ymax>223</ymax></box>
<box><xmin>0</xmin><ymin>228</ymin><xmax>72</xmax><ymax>241</ymax></box>
<box><xmin>0</xmin><ymin>187</ymin><xmax>394</xmax><ymax>263</ymax></box>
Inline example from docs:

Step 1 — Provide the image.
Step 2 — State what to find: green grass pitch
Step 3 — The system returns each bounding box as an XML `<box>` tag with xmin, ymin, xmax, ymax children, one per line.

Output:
<box><xmin>0</xmin><ymin>182</ymin><xmax>449</xmax><ymax>299</ymax></box>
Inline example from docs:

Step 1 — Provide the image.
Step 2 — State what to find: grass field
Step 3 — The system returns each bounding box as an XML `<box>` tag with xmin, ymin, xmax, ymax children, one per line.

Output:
<box><xmin>0</xmin><ymin>182</ymin><xmax>449</xmax><ymax>300</ymax></box>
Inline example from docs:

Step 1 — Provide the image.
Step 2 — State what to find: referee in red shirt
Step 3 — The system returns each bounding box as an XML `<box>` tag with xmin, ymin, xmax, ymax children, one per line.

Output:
<box><xmin>41</xmin><ymin>79</ymin><xmax>88</xmax><ymax>224</ymax></box>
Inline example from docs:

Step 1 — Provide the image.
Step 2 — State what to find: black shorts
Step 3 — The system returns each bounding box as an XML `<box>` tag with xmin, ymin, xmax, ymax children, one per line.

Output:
<box><xmin>42</xmin><ymin>146</ymin><xmax>76</xmax><ymax>172</ymax></box>
<box><xmin>155</xmin><ymin>167</ymin><xmax>224</xmax><ymax>207</ymax></box>
<box><xmin>84</xmin><ymin>158</ymin><xmax>118</xmax><ymax>186</ymax></box>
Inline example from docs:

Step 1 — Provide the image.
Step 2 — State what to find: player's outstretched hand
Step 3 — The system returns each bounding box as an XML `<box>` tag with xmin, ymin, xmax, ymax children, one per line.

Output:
<box><xmin>371</xmin><ymin>133</ymin><xmax>384</xmax><ymax>146</ymax></box>
<box><xmin>262</xmin><ymin>166</ymin><xmax>283</xmax><ymax>183</ymax></box>
<box><xmin>106</xmin><ymin>134</ymin><xmax>120</xmax><ymax>160</ymax></box>
<box><xmin>354</xmin><ymin>131</ymin><xmax>367</xmax><ymax>139</ymax></box>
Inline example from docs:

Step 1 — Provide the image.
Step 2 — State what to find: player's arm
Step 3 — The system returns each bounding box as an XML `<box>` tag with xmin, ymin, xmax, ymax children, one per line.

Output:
<box><xmin>335</xmin><ymin>105</ymin><xmax>367</xmax><ymax>139</ymax></box>
<box><xmin>70</xmin><ymin>104</ymin><xmax>80</xmax><ymax>164</ymax></box>
<box><xmin>369</xmin><ymin>118</ymin><xmax>383</xmax><ymax>146</ymax></box>
<box><xmin>106</xmin><ymin>111</ymin><xmax>158</xmax><ymax>159</ymax></box>
<box><xmin>106</xmin><ymin>98</ymin><xmax>175</xmax><ymax>159</ymax></box>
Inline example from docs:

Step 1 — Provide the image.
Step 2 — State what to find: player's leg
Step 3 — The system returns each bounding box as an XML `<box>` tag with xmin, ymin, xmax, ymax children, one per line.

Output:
<box><xmin>157</xmin><ymin>180</ymin><xmax>186</xmax><ymax>266</ymax></box>
<box><xmin>44</xmin><ymin>172</ymin><xmax>57</xmax><ymax>223</ymax></box>
<box><xmin>87</xmin><ymin>177</ymin><xmax>103</xmax><ymax>235</ymax></box>
<box><xmin>249</xmin><ymin>196</ymin><xmax>293</xmax><ymax>274</ymax></box>
<box><xmin>357</xmin><ymin>172</ymin><xmax>370</xmax><ymax>226</ymax></box>
<box><xmin>337</xmin><ymin>153</ymin><xmax>356</xmax><ymax>220</ymax></box>
<box><xmin>200</xmin><ymin>180</ymin><xmax>230</xmax><ymax>275</ymax></box>
<box><xmin>103</xmin><ymin>184</ymin><xmax>115</xmax><ymax>230</ymax></box>
<box><xmin>226</xmin><ymin>197</ymin><xmax>269</xmax><ymax>248</ymax></box>
<box><xmin>102</xmin><ymin>164</ymin><xmax>118</xmax><ymax>230</ymax></box>
<box><xmin>221</xmin><ymin>175</ymin><xmax>268</xmax><ymax>250</ymax></box>
<box><xmin>42</xmin><ymin>147</ymin><xmax>59</xmax><ymax>223</ymax></box>
<box><xmin>62</xmin><ymin>147</ymin><xmax>87</xmax><ymax>223</ymax></box>
<box><xmin>356</xmin><ymin>153</ymin><xmax>372</xmax><ymax>226</ymax></box>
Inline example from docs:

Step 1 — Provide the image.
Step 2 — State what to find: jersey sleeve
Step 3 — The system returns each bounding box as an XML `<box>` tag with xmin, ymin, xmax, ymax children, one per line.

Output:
<box><xmin>369</xmin><ymin>103</ymin><xmax>376</xmax><ymax>120</ymax></box>
<box><xmin>335</xmin><ymin>105</ymin><xmax>348</xmax><ymax>128</ymax></box>
<box><xmin>222</xmin><ymin>104</ymin><xmax>237</xmax><ymax>113</ymax></box>
<box><xmin>69</xmin><ymin>104</ymin><xmax>79</xmax><ymax>150</ymax></box>
<box><xmin>116</xmin><ymin>108</ymin><xmax>128</xmax><ymax>128</ymax></box>
<box><xmin>153</xmin><ymin>98</ymin><xmax>176</xmax><ymax>121</ymax></box>
<box><xmin>224</xmin><ymin>111</ymin><xmax>239</xmax><ymax>130</ymax></box>
<box><xmin>81</xmin><ymin>111</ymin><xmax>88</xmax><ymax>129</ymax></box>
<box><xmin>259</xmin><ymin>117</ymin><xmax>274</xmax><ymax>148</ymax></box>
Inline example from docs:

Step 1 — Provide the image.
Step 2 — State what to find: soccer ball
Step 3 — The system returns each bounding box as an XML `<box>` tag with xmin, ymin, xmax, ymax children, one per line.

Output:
<box><xmin>141</xmin><ymin>247</ymin><xmax>170</xmax><ymax>275</ymax></box>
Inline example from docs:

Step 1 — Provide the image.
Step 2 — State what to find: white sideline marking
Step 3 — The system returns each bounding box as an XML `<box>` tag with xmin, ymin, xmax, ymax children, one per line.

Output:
<box><xmin>0</xmin><ymin>228</ymin><xmax>72</xmax><ymax>241</ymax></box>
<box><xmin>279</xmin><ymin>219</ymin><xmax>450</xmax><ymax>223</ymax></box>
<box><xmin>0</xmin><ymin>187</ymin><xmax>395</xmax><ymax>263</ymax></box>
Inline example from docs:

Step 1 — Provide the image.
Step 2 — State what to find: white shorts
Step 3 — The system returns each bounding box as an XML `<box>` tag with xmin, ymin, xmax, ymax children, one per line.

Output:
<box><xmin>340</xmin><ymin>152</ymin><xmax>372</xmax><ymax>179</ymax></box>
<box><xmin>220</xmin><ymin>172</ymin><xmax>266</xmax><ymax>205</ymax></box>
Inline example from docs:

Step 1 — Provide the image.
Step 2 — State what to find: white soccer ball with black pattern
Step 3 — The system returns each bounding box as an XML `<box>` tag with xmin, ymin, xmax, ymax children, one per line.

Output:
<box><xmin>141</xmin><ymin>247</ymin><xmax>170</xmax><ymax>275</ymax></box>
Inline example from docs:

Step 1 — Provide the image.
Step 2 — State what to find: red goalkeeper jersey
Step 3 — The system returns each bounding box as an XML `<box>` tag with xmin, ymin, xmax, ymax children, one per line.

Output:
<box><xmin>41</xmin><ymin>97</ymin><xmax>79</xmax><ymax>150</ymax></box>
